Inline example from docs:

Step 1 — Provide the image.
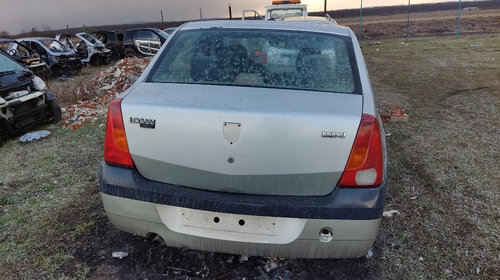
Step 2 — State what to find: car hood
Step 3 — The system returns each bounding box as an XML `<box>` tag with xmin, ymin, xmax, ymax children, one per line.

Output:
<box><xmin>0</xmin><ymin>69</ymin><xmax>32</xmax><ymax>96</ymax></box>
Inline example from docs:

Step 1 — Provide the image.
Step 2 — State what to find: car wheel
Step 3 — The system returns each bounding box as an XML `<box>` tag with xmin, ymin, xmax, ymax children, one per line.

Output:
<box><xmin>47</xmin><ymin>100</ymin><xmax>62</xmax><ymax>124</ymax></box>
<box><xmin>124</xmin><ymin>51</ymin><xmax>136</xmax><ymax>58</ymax></box>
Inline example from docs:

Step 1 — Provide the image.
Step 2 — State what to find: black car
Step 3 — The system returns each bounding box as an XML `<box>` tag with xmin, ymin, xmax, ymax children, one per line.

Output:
<box><xmin>0</xmin><ymin>49</ymin><xmax>61</xmax><ymax>146</ymax></box>
<box><xmin>90</xmin><ymin>30</ymin><xmax>124</xmax><ymax>61</ymax></box>
<box><xmin>122</xmin><ymin>28</ymin><xmax>169</xmax><ymax>57</ymax></box>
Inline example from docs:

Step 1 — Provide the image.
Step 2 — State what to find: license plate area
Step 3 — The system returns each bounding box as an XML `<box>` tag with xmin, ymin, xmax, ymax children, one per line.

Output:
<box><xmin>156</xmin><ymin>205</ymin><xmax>306</xmax><ymax>244</ymax></box>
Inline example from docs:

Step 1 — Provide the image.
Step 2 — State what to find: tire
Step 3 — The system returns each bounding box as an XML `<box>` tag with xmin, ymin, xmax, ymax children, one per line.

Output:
<box><xmin>47</xmin><ymin>100</ymin><xmax>62</xmax><ymax>124</ymax></box>
<box><xmin>124</xmin><ymin>51</ymin><xmax>136</xmax><ymax>58</ymax></box>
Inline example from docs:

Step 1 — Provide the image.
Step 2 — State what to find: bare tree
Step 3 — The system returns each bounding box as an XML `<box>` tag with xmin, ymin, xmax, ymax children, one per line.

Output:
<box><xmin>0</xmin><ymin>30</ymin><xmax>10</xmax><ymax>37</ymax></box>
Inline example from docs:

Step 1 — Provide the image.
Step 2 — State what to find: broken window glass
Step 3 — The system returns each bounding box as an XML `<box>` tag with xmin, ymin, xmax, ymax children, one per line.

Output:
<box><xmin>149</xmin><ymin>29</ymin><xmax>360</xmax><ymax>94</ymax></box>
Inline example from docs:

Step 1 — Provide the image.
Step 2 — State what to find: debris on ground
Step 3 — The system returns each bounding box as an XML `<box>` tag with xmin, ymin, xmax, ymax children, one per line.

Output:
<box><xmin>418</xmin><ymin>257</ymin><xmax>424</xmax><ymax>261</ymax></box>
<box><xmin>239</xmin><ymin>255</ymin><xmax>249</xmax><ymax>263</ymax></box>
<box><xmin>61</xmin><ymin>57</ymin><xmax>152</xmax><ymax>130</ymax></box>
<box><xmin>383</xmin><ymin>210</ymin><xmax>401</xmax><ymax>218</ymax></box>
<box><xmin>19</xmin><ymin>130</ymin><xmax>51</xmax><ymax>143</ymax></box>
<box><xmin>365</xmin><ymin>248</ymin><xmax>374</xmax><ymax>259</ymax></box>
<box><xmin>380</xmin><ymin>104</ymin><xmax>409</xmax><ymax>123</ymax></box>
<box><xmin>111</xmin><ymin>251</ymin><xmax>129</xmax><ymax>259</ymax></box>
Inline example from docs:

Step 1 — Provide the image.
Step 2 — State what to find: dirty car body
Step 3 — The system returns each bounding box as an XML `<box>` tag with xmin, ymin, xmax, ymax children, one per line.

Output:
<box><xmin>90</xmin><ymin>30</ymin><xmax>124</xmax><ymax>61</ymax></box>
<box><xmin>16</xmin><ymin>37</ymin><xmax>82</xmax><ymax>77</ymax></box>
<box><xmin>0</xmin><ymin>38</ymin><xmax>51</xmax><ymax>79</ymax></box>
<box><xmin>56</xmin><ymin>33</ymin><xmax>111</xmax><ymax>65</ymax></box>
<box><xmin>100</xmin><ymin>20</ymin><xmax>387</xmax><ymax>258</ymax></box>
<box><xmin>0</xmin><ymin>49</ymin><xmax>61</xmax><ymax>145</ymax></box>
<box><xmin>122</xmin><ymin>28</ymin><xmax>169</xmax><ymax>57</ymax></box>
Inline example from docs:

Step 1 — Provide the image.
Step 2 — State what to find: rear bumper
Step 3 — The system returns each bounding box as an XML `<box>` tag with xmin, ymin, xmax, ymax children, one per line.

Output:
<box><xmin>99</xmin><ymin>163</ymin><xmax>387</xmax><ymax>258</ymax></box>
<box><xmin>99</xmin><ymin>163</ymin><xmax>386</xmax><ymax>220</ymax></box>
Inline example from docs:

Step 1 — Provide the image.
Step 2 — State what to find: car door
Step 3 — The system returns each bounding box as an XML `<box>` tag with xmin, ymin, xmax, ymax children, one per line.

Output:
<box><xmin>134</xmin><ymin>30</ymin><xmax>162</xmax><ymax>56</ymax></box>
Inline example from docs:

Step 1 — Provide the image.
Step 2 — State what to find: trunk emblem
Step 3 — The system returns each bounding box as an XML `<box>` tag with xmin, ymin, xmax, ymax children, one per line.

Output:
<box><xmin>223</xmin><ymin>122</ymin><xmax>241</xmax><ymax>145</ymax></box>
<box><xmin>130</xmin><ymin>117</ymin><xmax>156</xmax><ymax>129</ymax></box>
<box><xmin>322</xmin><ymin>131</ymin><xmax>346</xmax><ymax>138</ymax></box>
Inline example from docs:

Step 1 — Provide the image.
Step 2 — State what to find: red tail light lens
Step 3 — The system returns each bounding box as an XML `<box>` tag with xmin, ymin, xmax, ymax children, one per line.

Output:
<box><xmin>104</xmin><ymin>98</ymin><xmax>134</xmax><ymax>168</ymax></box>
<box><xmin>339</xmin><ymin>113</ymin><xmax>383</xmax><ymax>187</ymax></box>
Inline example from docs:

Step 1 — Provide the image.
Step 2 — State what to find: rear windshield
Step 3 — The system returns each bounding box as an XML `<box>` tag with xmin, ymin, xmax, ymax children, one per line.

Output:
<box><xmin>148</xmin><ymin>29</ymin><xmax>361</xmax><ymax>94</ymax></box>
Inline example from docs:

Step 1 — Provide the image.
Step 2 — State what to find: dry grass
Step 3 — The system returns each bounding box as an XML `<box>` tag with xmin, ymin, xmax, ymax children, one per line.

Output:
<box><xmin>363</xmin><ymin>35</ymin><xmax>500</xmax><ymax>279</ymax></box>
<box><xmin>337</xmin><ymin>9</ymin><xmax>500</xmax><ymax>39</ymax></box>
<box><xmin>46</xmin><ymin>64</ymin><xmax>109</xmax><ymax>105</ymax></box>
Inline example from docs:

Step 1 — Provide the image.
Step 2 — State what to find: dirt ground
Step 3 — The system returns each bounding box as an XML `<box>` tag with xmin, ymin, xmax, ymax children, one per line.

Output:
<box><xmin>1</xmin><ymin>12</ymin><xmax>499</xmax><ymax>280</ymax></box>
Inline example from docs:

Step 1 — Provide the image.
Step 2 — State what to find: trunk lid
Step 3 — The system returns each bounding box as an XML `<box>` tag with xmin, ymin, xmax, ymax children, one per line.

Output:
<box><xmin>122</xmin><ymin>83</ymin><xmax>362</xmax><ymax>196</ymax></box>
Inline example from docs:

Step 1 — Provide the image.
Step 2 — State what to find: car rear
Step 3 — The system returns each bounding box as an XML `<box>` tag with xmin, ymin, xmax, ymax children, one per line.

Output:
<box><xmin>99</xmin><ymin>20</ymin><xmax>387</xmax><ymax>258</ymax></box>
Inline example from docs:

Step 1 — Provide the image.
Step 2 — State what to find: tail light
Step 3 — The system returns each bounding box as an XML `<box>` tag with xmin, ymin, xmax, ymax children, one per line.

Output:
<box><xmin>339</xmin><ymin>113</ymin><xmax>383</xmax><ymax>187</ymax></box>
<box><xmin>104</xmin><ymin>98</ymin><xmax>134</xmax><ymax>168</ymax></box>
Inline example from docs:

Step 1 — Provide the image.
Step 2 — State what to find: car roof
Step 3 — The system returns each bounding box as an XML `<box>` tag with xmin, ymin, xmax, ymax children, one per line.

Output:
<box><xmin>17</xmin><ymin>37</ymin><xmax>54</xmax><ymax>42</ymax></box>
<box><xmin>179</xmin><ymin>20</ymin><xmax>351</xmax><ymax>37</ymax></box>
<box><xmin>126</xmin><ymin>28</ymin><xmax>162</xmax><ymax>32</ymax></box>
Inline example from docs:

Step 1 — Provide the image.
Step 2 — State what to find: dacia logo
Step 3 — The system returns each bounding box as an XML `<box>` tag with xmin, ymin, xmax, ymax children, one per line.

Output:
<box><xmin>130</xmin><ymin>117</ymin><xmax>156</xmax><ymax>129</ymax></box>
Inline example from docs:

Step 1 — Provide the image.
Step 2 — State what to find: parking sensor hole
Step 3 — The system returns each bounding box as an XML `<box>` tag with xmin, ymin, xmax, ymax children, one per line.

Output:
<box><xmin>214</xmin><ymin>217</ymin><xmax>220</xmax><ymax>223</ymax></box>
<box><xmin>239</xmin><ymin>219</ymin><xmax>245</xmax><ymax>226</ymax></box>
<box><xmin>228</xmin><ymin>157</ymin><xmax>234</xmax><ymax>163</ymax></box>
<box><xmin>321</xmin><ymin>228</ymin><xmax>330</xmax><ymax>235</ymax></box>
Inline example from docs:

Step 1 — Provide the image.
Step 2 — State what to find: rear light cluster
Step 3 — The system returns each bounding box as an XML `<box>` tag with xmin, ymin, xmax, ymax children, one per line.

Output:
<box><xmin>104</xmin><ymin>98</ymin><xmax>134</xmax><ymax>168</ymax></box>
<box><xmin>339</xmin><ymin>113</ymin><xmax>384</xmax><ymax>188</ymax></box>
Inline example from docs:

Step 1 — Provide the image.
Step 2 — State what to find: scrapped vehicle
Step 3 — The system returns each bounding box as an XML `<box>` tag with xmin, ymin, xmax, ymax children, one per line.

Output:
<box><xmin>100</xmin><ymin>19</ymin><xmax>387</xmax><ymax>258</ymax></box>
<box><xmin>243</xmin><ymin>0</ymin><xmax>308</xmax><ymax>20</ymax></box>
<box><xmin>90</xmin><ymin>30</ymin><xmax>124</xmax><ymax>61</ymax></box>
<box><xmin>0</xmin><ymin>50</ymin><xmax>61</xmax><ymax>146</ymax></box>
<box><xmin>122</xmin><ymin>28</ymin><xmax>169</xmax><ymax>57</ymax></box>
<box><xmin>265</xmin><ymin>0</ymin><xmax>308</xmax><ymax>20</ymax></box>
<box><xmin>56</xmin><ymin>33</ymin><xmax>111</xmax><ymax>65</ymax></box>
<box><xmin>162</xmin><ymin>27</ymin><xmax>178</xmax><ymax>35</ymax></box>
<box><xmin>16</xmin><ymin>37</ymin><xmax>82</xmax><ymax>77</ymax></box>
<box><xmin>0</xmin><ymin>38</ymin><xmax>50</xmax><ymax>79</ymax></box>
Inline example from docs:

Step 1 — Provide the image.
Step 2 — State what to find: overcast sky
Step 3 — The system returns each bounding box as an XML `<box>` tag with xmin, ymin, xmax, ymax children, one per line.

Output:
<box><xmin>1</xmin><ymin>0</ymin><xmax>466</xmax><ymax>35</ymax></box>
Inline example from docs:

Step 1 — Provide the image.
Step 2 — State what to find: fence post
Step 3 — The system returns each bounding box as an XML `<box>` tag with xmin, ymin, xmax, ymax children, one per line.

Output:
<box><xmin>456</xmin><ymin>0</ymin><xmax>462</xmax><ymax>38</ymax></box>
<box><xmin>359</xmin><ymin>0</ymin><xmax>363</xmax><ymax>42</ymax></box>
<box><xmin>405</xmin><ymin>0</ymin><xmax>411</xmax><ymax>40</ymax></box>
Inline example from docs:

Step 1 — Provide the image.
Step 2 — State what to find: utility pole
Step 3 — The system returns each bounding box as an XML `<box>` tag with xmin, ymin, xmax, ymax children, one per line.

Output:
<box><xmin>161</xmin><ymin>10</ymin><xmax>164</xmax><ymax>25</ymax></box>
<box><xmin>229</xmin><ymin>3</ymin><xmax>232</xmax><ymax>19</ymax></box>
<box><xmin>456</xmin><ymin>0</ymin><xmax>462</xmax><ymax>38</ymax></box>
<box><xmin>405</xmin><ymin>0</ymin><xmax>411</xmax><ymax>40</ymax></box>
<box><xmin>199</xmin><ymin>7</ymin><xmax>203</xmax><ymax>21</ymax></box>
<box><xmin>359</xmin><ymin>0</ymin><xmax>363</xmax><ymax>42</ymax></box>
<box><xmin>66</xmin><ymin>24</ymin><xmax>69</xmax><ymax>35</ymax></box>
<box><xmin>324</xmin><ymin>0</ymin><xmax>327</xmax><ymax>16</ymax></box>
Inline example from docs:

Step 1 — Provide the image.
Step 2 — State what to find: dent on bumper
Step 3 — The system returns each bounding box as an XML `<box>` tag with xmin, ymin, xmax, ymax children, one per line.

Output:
<box><xmin>99</xmin><ymin>163</ymin><xmax>387</xmax><ymax>220</ymax></box>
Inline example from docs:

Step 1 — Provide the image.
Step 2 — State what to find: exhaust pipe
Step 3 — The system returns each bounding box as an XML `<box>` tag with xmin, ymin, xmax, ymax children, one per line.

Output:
<box><xmin>319</xmin><ymin>227</ymin><xmax>333</xmax><ymax>243</ymax></box>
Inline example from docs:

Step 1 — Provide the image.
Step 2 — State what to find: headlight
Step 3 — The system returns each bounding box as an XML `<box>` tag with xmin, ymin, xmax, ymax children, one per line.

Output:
<box><xmin>32</xmin><ymin>76</ymin><xmax>48</xmax><ymax>91</ymax></box>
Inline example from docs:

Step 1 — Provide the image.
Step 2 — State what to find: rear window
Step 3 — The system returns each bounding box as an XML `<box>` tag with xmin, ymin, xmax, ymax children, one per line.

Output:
<box><xmin>148</xmin><ymin>29</ymin><xmax>361</xmax><ymax>94</ymax></box>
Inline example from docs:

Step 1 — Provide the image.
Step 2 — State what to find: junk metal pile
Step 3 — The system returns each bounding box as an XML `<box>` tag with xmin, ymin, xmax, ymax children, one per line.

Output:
<box><xmin>61</xmin><ymin>57</ymin><xmax>152</xmax><ymax>130</ymax></box>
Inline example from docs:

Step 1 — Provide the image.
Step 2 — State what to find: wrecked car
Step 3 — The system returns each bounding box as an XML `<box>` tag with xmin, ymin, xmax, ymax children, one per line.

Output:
<box><xmin>100</xmin><ymin>19</ymin><xmax>387</xmax><ymax>258</ymax></box>
<box><xmin>0</xmin><ymin>38</ymin><xmax>51</xmax><ymax>79</ymax></box>
<box><xmin>56</xmin><ymin>33</ymin><xmax>111</xmax><ymax>65</ymax></box>
<box><xmin>16</xmin><ymin>37</ymin><xmax>82</xmax><ymax>77</ymax></box>
<box><xmin>0</xmin><ymin>49</ymin><xmax>61</xmax><ymax>146</ymax></box>
<box><xmin>90</xmin><ymin>30</ymin><xmax>124</xmax><ymax>61</ymax></box>
<box><xmin>122</xmin><ymin>28</ymin><xmax>169</xmax><ymax>57</ymax></box>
